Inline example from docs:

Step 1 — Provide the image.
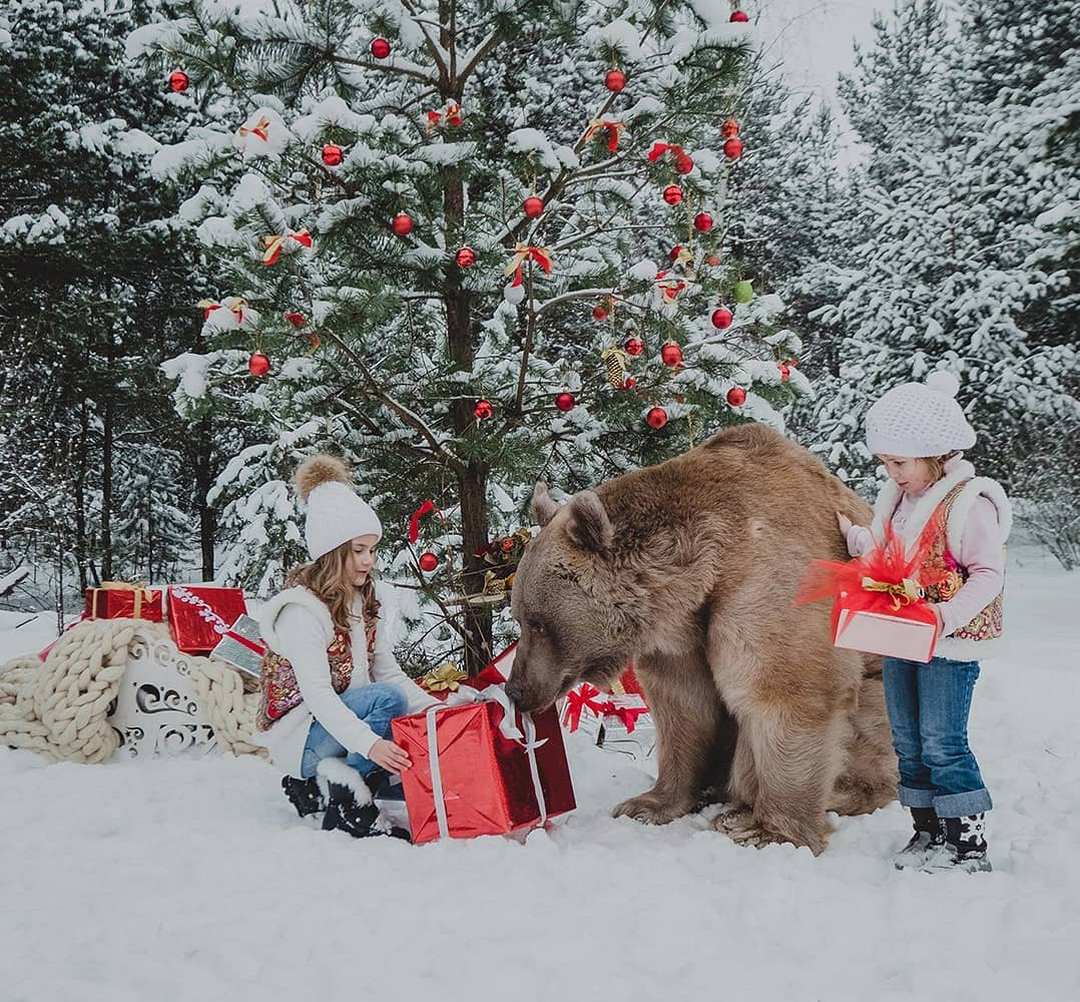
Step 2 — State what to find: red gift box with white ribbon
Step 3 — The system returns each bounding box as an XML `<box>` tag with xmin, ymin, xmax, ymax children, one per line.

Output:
<box><xmin>167</xmin><ymin>585</ymin><xmax>249</xmax><ymax>656</ymax></box>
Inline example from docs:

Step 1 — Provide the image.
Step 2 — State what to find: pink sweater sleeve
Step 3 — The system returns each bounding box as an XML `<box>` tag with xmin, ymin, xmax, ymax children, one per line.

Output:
<box><xmin>937</xmin><ymin>497</ymin><xmax>1006</xmax><ymax>637</ymax></box>
<box><xmin>845</xmin><ymin>524</ymin><xmax>874</xmax><ymax>558</ymax></box>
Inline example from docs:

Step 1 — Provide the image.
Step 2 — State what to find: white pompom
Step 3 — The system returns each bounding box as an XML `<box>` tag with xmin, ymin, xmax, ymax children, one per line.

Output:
<box><xmin>925</xmin><ymin>370</ymin><xmax>960</xmax><ymax>398</ymax></box>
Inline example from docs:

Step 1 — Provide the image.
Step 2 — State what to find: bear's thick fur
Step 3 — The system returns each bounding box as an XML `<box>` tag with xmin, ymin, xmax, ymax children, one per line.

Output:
<box><xmin>507</xmin><ymin>423</ymin><xmax>896</xmax><ymax>854</ymax></box>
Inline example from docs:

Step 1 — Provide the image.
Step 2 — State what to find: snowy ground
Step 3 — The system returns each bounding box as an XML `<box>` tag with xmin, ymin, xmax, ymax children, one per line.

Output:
<box><xmin>2</xmin><ymin>547</ymin><xmax>1078</xmax><ymax>1002</ymax></box>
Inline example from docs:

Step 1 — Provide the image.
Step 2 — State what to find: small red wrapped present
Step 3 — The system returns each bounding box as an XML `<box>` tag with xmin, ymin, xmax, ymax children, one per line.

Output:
<box><xmin>391</xmin><ymin>645</ymin><xmax>576</xmax><ymax>844</ymax></box>
<box><xmin>167</xmin><ymin>585</ymin><xmax>248</xmax><ymax>655</ymax></box>
<box><xmin>797</xmin><ymin>525</ymin><xmax>940</xmax><ymax>663</ymax></box>
<box><xmin>84</xmin><ymin>582</ymin><xmax>164</xmax><ymax>622</ymax></box>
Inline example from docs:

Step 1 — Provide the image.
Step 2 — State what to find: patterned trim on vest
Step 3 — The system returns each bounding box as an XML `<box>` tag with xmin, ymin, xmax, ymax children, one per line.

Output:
<box><xmin>917</xmin><ymin>482</ymin><xmax>1004</xmax><ymax>643</ymax></box>
<box><xmin>256</xmin><ymin>614</ymin><xmax>379</xmax><ymax>732</ymax></box>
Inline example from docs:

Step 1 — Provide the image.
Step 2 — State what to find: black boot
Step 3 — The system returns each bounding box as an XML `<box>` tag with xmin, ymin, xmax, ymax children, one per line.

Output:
<box><xmin>892</xmin><ymin>807</ymin><xmax>945</xmax><ymax>870</ymax></box>
<box><xmin>316</xmin><ymin>759</ymin><xmax>409</xmax><ymax>841</ymax></box>
<box><xmin>281</xmin><ymin>775</ymin><xmax>325</xmax><ymax>818</ymax></box>
<box><xmin>926</xmin><ymin>813</ymin><xmax>992</xmax><ymax>873</ymax></box>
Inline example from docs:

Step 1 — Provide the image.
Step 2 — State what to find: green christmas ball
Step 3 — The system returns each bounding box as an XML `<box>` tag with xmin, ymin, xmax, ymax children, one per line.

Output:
<box><xmin>733</xmin><ymin>280</ymin><xmax>754</xmax><ymax>304</ymax></box>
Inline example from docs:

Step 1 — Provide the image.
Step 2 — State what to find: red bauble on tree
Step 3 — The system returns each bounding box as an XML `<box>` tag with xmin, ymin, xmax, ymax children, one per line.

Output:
<box><xmin>668</xmin><ymin>244</ymin><xmax>684</xmax><ymax>262</ymax></box>
<box><xmin>694</xmin><ymin>211</ymin><xmax>714</xmax><ymax>232</ymax></box>
<box><xmin>726</xmin><ymin>386</ymin><xmax>747</xmax><ymax>407</ymax></box>
<box><xmin>623</xmin><ymin>377</ymin><xmax>637</xmax><ymax>390</ymax></box>
<box><xmin>455</xmin><ymin>246</ymin><xmax>477</xmax><ymax>268</ymax></box>
<box><xmin>391</xmin><ymin>211</ymin><xmax>413</xmax><ymax>236</ymax></box>
<box><xmin>283</xmin><ymin>311</ymin><xmax>306</xmax><ymax>328</ymax></box>
<box><xmin>370</xmin><ymin>37</ymin><xmax>391</xmax><ymax>59</ymax></box>
<box><xmin>624</xmin><ymin>336</ymin><xmax>645</xmax><ymax>357</ymax></box>
<box><xmin>779</xmin><ymin>362</ymin><xmax>792</xmax><ymax>382</ymax></box>
<box><xmin>721</xmin><ymin>118</ymin><xmax>741</xmax><ymax>139</ymax></box>
<box><xmin>248</xmin><ymin>351</ymin><xmax>270</xmax><ymax>377</ymax></box>
<box><xmin>675</xmin><ymin>153</ymin><xmax>694</xmax><ymax>175</ymax></box>
<box><xmin>555</xmin><ymin>392</ymin><xmax>576</xmax><ymax>412</ymax></box>
<box><xmin>660</xmin><ymin>341</ymin><xmax>684</xmax><ymax>368</ymax></box>
<box><xmin>646</xmin><ymin>406</ymin><xmax>669</xmax><ymax>430</ymax></box>
<box><xmin>711</xmin><ymin>306</ymin><xmax>734</xmax><ymax>329</ymax></box>
<box><xmin>523</xmin><ymin>196</ymin><xmax>544</xmax><ymax>218</ymax></box>
<box><xmin>662</xmin><ymin>185</ymin><xmax>683</xmax><ymax>206</ymax></box>
<box><xmin>592</xmin><ymin>304</ymin><xmax>609</xmax><ymax>321</ymax></box>
<box><xmin>604</xmin><ymin>68</ymin><xmax>626</xmax><ymax>92</ymax></box>
<box><xmin>724</xmin><ymin>137</ymin><xmax>744</xmax><ymax>160</ymax></box>
<box><xmin>321</xmin><ymin>143</ymin><xmax>343</xmax><ymax>166</ymax></box>
<box><xmin>418</xmin><ymin>552</ymin><xmax>439</xmax><ymax>573</ymax></box>
<box><xmin>168</xmin><ymin>69</ymin><xmax>189</xmax><ymax>93</ymax></box>
<box><xmin>730</xmin><ymin>10</ymin><xmax>750</xmax><ymax>23</ymax></box>
<box><xmin>473</xmin><ymin>399</ymin><xmax>494</xmax><ymax>420</ymax></box>
<box><xmin>499</xmin><ymin>537</ymin><xmax>516</xmax><ymax>554</ymax></box>
<box><xmin>706</xmin><ymin>254</ymin><xmax>722</xmax><ymax>267</ymax></box>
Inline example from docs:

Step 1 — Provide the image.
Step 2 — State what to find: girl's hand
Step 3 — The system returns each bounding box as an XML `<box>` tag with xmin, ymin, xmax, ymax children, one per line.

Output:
<box><xmin>836</xmin><ymin>512</ymin><xmax>853</xmax><ymax>536</ymax></box>
<box><xmin>369</xmin><ymin>738</ymin><xmax>412</xmax><ymax>773</ymax></box>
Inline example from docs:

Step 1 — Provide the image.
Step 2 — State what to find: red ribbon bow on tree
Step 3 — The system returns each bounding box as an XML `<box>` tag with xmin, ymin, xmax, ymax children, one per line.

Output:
<box><xmin>237</xmin><ymin>115</ymin><xmax>271</xmax><ymax>143</ymax></box>
<box><xmin>647</xmin><ymin>140</ymin><xmax>684</xmax><ymax>163</ymax></box>
<box><xmin>262</xmin><ymin>229</ymin><xmax>313</xmax><ymax>266</ymax></box>
<box><xmin>654</xmin><ymin>269</ymin><xmax>687</xmax><ymax>301</ymax></box>
<box><xmin>504</xmin><ymin>244</ymin><xmax>553</xmax><ymax>287</ymax></box>
<box><xmin>584</xmin><ymin>118</ymin><xmax>626</xmax><ymax>152</ymax></box>
<box><xmin>426</xmin><ymin>102</ymin><xmax>463</xmax><ymax>130</ymax></box>
<box><xmin>408</xmin><ymin>499</ymin><xmax>439</xmax><ymax>544</ymax></box>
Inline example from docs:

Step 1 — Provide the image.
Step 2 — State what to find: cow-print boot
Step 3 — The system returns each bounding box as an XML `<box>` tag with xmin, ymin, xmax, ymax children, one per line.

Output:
<box><xmin>281</xmin><ymin>775</ymin><xmax>325</xmax><ymax>818</ymax></box>
<box><xmin>892</xmin><ymin>807</ymin><xmax>945</xmax><ymax>870</ymax></box>
<box><xmin>924</xmin><ymin>813</ymin><xmax>992</xmax><ymax>873</ymax></box>
<box><xmin>316</xmin><ymin>759</ymin><xmax>409</xmax><ymax>841</ymax></box>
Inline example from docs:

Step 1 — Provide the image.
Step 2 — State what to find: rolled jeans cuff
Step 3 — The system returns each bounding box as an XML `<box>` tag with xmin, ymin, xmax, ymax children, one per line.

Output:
<box><xmin>934</xmin><ymin>788</ymin><xmax>993</xmax><ymax>818</ymax></box>
<box><xmin>897</xmin><ymin>785</ymin><xmax>936</xmax><ymax>809</ymax></box>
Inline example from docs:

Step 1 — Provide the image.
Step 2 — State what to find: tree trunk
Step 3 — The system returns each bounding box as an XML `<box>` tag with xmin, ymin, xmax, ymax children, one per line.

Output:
<box><xmin>195</xmin><ymin>413</ymin><xmax>216</xmax><ymax>580</ymax></box>
<box><xmin>73</xmin><ymin>400</ymin><xmax>90</xmax><ymax>592</ymax></box>
<box><xmin>100</xmin><ymin>371</ymin><xmax>115</xmax><ymax>580</ymax></box>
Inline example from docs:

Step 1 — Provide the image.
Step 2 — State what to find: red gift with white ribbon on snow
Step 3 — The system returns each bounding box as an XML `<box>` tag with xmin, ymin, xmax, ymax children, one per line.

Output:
<box><xmin>167</xmin><ymin>585</ymin><xmax>249</xmax><ymax>656</ymax></box>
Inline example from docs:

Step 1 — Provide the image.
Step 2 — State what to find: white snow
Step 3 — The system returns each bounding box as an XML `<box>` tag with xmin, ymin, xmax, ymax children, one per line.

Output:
<box><xmin>1</xmin><ymin>548</ymin><xmax>1077</xmax><ymax>999</ymax></box>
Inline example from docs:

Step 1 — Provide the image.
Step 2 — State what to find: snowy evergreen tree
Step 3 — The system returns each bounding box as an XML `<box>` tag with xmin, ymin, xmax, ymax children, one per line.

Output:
<box><xmin>131</xmin><ymin>0</ymin><xmax>812</xmax><ymax>668</ymax></box>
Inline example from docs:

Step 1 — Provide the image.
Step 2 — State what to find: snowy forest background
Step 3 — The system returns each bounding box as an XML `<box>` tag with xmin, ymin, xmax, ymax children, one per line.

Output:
<box><xmin>1</xmin><ymin>0</ymin><xmax>1077</xmax><ymax>657</ymax></box>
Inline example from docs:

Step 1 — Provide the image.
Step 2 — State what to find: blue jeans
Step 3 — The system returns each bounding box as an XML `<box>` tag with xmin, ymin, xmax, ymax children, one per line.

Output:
<box><xmin>299</xmin><ymin>683</ymin><xmax>408</xmax><ymax>781</ymax></box>
<box><xmin>882</xmin><ymin>657</ymin><xmax>992</xmax><ymax>817</ymax></box>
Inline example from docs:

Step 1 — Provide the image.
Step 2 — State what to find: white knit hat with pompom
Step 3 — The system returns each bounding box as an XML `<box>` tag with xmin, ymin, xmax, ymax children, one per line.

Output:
<box><xmin>294</xmin><ymin>455</ymin><xmax>383</xmax><ymax>561</ymax></box>
<box><xmin>865</xmin><ymin>371</ymin><xmax>976</xmax><ymax>458</ymax></box>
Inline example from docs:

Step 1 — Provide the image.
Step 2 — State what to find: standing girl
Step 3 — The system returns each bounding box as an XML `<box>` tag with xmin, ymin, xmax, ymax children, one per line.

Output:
<box><xmin>255</xmin><ymin>454</ymin><xmax>440</xmax><ymax>839</ymax></box>
<box><xmin>837</xmin><ymin>372</ymin><xmax>1011</xmax><ymax>872</ymax></box>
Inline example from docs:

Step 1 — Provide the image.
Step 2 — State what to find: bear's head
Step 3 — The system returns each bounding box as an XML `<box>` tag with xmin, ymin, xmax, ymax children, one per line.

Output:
<box><xmin>506</xmin><ymin>482</ymin><xmax>644</xmax><ymax>711</ymax></box>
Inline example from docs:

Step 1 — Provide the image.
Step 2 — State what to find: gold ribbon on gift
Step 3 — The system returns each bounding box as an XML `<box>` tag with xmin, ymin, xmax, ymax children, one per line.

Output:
<box><xmin>91</xmin><ymin>581</ymin><xmax>154</xmax><ymax>619</ymax></box>
<box><xmin>420</xmin><ymin>661</ymin><xmax>469</xmax><ymax>693</ymax></box>
<box><xmin>860</xmin><ymin>575</ymin><xmax>924</xmax><ymax>611</ymax></box>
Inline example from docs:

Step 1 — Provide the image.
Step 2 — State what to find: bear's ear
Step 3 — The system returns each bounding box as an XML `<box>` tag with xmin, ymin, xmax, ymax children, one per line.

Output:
<box><xmin>566</xmin><ymin>491</ymin><xmax>613</xmax><ymax>553</ymax></box>
<box><xmin>532</xmin><ymin>481</ymin><xmax>560</xmax><ymax>527</ymax></box>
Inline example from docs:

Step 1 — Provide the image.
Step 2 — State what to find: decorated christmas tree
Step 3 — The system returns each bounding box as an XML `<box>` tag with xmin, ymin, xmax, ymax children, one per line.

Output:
<box><xmin>130</xmin><ymin>0</ymin><xmax>809</xmax><ymax>669</ymax></box>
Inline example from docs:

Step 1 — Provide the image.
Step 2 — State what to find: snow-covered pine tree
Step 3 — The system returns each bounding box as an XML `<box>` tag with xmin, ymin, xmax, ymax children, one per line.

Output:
<box><xmin>131</xmin><ymin>0</ymin><xmax>810</xmax><ymax>668</ymax></box>
<box><xmin>796</xmin><ymin>0</ymin><xmax>1079</xmax><ymax>491</ymax></box>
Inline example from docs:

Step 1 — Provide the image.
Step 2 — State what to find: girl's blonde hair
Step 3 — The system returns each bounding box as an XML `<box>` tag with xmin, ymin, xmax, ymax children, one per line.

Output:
<box><xmin>286</xmin><ymin>539</ymin><xmax>380</xmax><ymax>635</ymax></box>
<box><xmin>922</xmin><ymin>452</ymin><xmax>958</xmax><ymax>484</ymax></box>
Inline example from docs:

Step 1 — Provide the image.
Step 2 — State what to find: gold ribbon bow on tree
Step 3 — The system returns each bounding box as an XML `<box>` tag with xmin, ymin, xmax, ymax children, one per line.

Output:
<box><xmin>420</xmin><ymin>662</ymin><xmax>469</xmax><ymax>693</ymax></box>
<box><xmin>583</xmin><ymin>118</ymin><xmax>626</xmax><ymax>152</ymax></box>
<box><xmin>237</xmin><ymin>115</ymin><xmax>271</xmax><ymax>143</ymax></box>
<box><xmin>262</xmin><ymin>229</ymin><xmax>313</xmax><ymax>267</ymax></box>
<box><xmin>860</xmin><ymin>575</ymin><xmax>924</xmax><ymax>611</ymax></box>
<box><xmin>504</xmin><ymin>244</ymin><xmax>553</xmax><ymax>287</ymax></box>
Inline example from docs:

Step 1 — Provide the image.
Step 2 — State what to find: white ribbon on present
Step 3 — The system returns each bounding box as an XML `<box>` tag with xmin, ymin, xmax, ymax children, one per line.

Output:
<box><xmin>170</xmin><ymin>585</ymin><xmax>231</xmax><ymax>636</ymax></box>
<box><xmin>424</xmin><ymin>683</ymin><xmax>549</xmax><ymax>841</ymax></box>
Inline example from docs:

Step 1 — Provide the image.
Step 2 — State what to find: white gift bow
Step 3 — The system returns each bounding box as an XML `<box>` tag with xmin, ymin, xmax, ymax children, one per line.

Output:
<box><xmin>425</xmin><ymin>682</ymin><xmax>549</xmax><ymax>841</ymax></box>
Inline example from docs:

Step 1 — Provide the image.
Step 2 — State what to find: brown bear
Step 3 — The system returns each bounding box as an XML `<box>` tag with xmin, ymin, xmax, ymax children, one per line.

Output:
<box><xmin>507</xmin><ymin>422</ymin><xmax>897</xmax><ymax>854</ymax></box>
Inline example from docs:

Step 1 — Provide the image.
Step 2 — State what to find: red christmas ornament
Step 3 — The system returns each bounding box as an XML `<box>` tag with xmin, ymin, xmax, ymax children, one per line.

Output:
<box><xmin>283</xmin><ymin>311</ymin><xmax>306</xmax><ymax>328</ymax></box>
<box><xmin>473</xmin><ymin>399</ymin><xmax>494</xmax><ymax>420</ymax></box>
<box><xmin>500</xmin><ymin>537</ymin><xmax>516</xmax><ymax>554</ymax></box>
<box><xmin>646</xmin><ymin>406</ymin><xmax>669</xmax><ymax>430</ymax></box>
<box><xmin>624</xmin><ymin>336</ymin><xmax>645</xmax><ymax>357</ymax></box>
<box><xmin>321</xmin><ymin>143</ymin><xmax>343</xmax><ymax>166</ymax></box>
<box><xmin>604</xmin><ymin>68</ymin><xmax>626</xmax><ymax>93</ymax></box>
<box><xmin>693</xmin><ymin>211</ymin><xmax>714</xmax><ymax>232</ymax></box>
<box><xmin>370</xmin><ymin>37</ymin><xmax>391</xmax><ymax>59</ymax></box>
<box><xmin>455</xmin><ymin>246</ymin><xmax>477</xmax><ymax>268</ymax></box>
<box><xmin>523</xmin><ymin>196</ymin><xmax>544</xmax><ymax>218</ymax></box>
<box><xmin>662</xmin><ymin>185</ymin><xmax>683</xmax><ymax>206</ymax></box>
<box><xmin>623</xmin><ymin>377</ymin><xmax>637</xmax><ymax>390</ymax></box>
<box><xmin>391</xmin><ymin>211</ymin><xmax>413</xmax><ymax>237</ymax></box>
<box><xmin>660</xmin><ymin>341</ymin><xmax>684</xmax><ymax>368</ymax></box>
<box><xmin>779</xmin><ymin>362</ymin><xmax>791</xmax><ymax>382</ymax></box>
<box><xmin>592</xmin><ymin>304</ymin><xmax>609</xmax><ymax>321</ymax></box>
<box><xmin>668</xmin><ymin>245</ymin><xmax>684</xmax><ymax>263</ymax></box>
<box><xmin>248</xmin><ymin>351</ymin><xmax>270</xmax><ymax>377</ymax></box>
<box><xmin>675</xmin><ymin>153</ymin><xmax>694</xmax><ymax>175</ymax></box>
<box><xmin>706</xmin><ymin>254</ymin><xmax>722</xmax><ymax>266</ymax></box>
<box><xmin>726</xmin><ymin>386</ymin><xmax>747</xmax><ymax>407</ymax></box>
<box><xmin>555</xmin><ymin>392</ymin><xmax>576</xmax><ymax>412</ymax></box>
<box><xmin>721</xmin><ymin>118</ymin><xmax>741</xmax><ymax>139</ymax></box>
<box><xmin>724</xmin><ymin>137</ymin><xmax>744</xmax><ymax>160</ymax></box>
<box><xmin>730</xmin><ymin>10</ymin><xmax>750</xmax><ymax>23</ymax></box>
<box><xmin>168</xmin><ymin>69</ymin><xmax>189</xmax><ymax>93</ymax></box>
<box><xmin>712</xmin><ymin>306</ymin><xmax>734</xmax><ymax>329</ymax></box>
<box><xmin>418</xmin><ymin>552</ymin><xmax>439</xmax><ymax>573</ymax></box>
